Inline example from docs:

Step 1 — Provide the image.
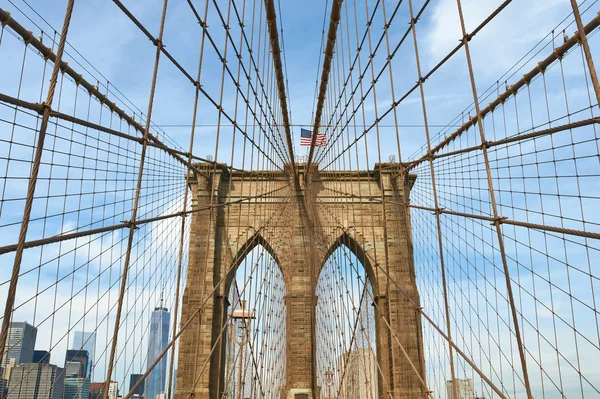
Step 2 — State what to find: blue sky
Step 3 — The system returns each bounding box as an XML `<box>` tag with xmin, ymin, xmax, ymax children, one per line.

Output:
<box><xmin>1</xmin><ymin>0</ymin><xmax>600</xmax><ymax>398</ymax></box>
<box><xmin>2</xmin><ymin>0</ymin><xmax>591</xmax><ymax>163</ymax></box>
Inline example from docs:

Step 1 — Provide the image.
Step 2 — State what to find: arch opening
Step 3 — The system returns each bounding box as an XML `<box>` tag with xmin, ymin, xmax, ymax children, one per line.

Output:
<box><xmin>315</xmin><ymin>240</ymin><xmax>380</xmax><ymax>399</ymax></box>
<box><xmin>222</xmin><ymin>242</ymin><xmax>287</xmax><ymax>399</ymax></box>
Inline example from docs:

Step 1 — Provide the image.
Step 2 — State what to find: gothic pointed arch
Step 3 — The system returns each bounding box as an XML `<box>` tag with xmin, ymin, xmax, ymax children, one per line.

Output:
<box><xmin>221</xmin><ymin>230</ymin><xmax>287</xmax><ymax>398</ymax></box>
<box><xmin>315</xmin><ymin>229</ymin><xmax>382</xmax><ymax>398</ymax></box>
<box><xmin>224</xmin><ymin>230</ymin><xmax>283</xmax><ymax>297</ymax></box>
<box><xmin>319</xmin><ymin>229</ymin><xmax>379</xmax><ymax>296</ymax></box>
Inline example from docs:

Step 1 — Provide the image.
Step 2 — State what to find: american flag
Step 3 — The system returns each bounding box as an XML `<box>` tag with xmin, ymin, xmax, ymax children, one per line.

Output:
<box><xmin>300</xmin><ymin>128</ymin><xmax>326</xmax><ymax>146</ymax></box>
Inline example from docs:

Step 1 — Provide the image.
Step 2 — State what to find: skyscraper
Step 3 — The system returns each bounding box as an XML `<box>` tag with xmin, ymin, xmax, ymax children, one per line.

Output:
<box><xmin>2</xmin><ymin>360</ymin><xmax>16</xmax><ymax>382</ymax></box>
<box><xmin>1</xmin><ymin>322</ymin><xmax>37</xmax><ymax>370</ymax></box>
<box><xmin>170</xmin><ymin>369</ymin><xmax>176</xmax><ymax>397</ymax></box>
<box><xmin>0</xmin><ymin>377</ymin><xmax>7</xmax><ymax>399</ymax></box>
<box><xmin>32</xmin><ymin>351</ymin><xmax>50</xmax><ymax>364</ymax></box>
<box><xmin>129</xmin><ymin>374</ymin><xmax>144</xmax><ymax>397</ymax></box>
<box><xmin>6</xmin><ymin>363</ymin><xmax>64</xmax><ymax>399</ymax></box>
<box><xmin>64</xmin><ymin>377</ymin><xmax>90</xmax><ymax>399</ymax></box>
<box><xmin>64</xmin><ymin>348</ymin><xmax>90</xmax><ymax>399</ymax></box>
<box><xmin>71</xmin><ymin>332</ymin><xmax>96</xmax><ymax>379</ymax></box>
<box><xmin>338</xmin><ymin>348</ymin><xmax>378</xmax><ymax>399</ymax></box>
<box><xmin>144</xmin><ymin>306</ymin><xmax>170</xmax><ymax>399</ymax></box>
<box><xmin>446</xmin><ymin>378</ymin><xmax>475</xmax><ymax>399</ymax></box>
<box><xmin>89</xmin><ymin>382</ymin><xmax>117</xmax><ymax>399</ymax></box>
<box><xmin>64</xmin><ymin>350</ymin><xmax>89</xmax><ymax>378</ymax></box>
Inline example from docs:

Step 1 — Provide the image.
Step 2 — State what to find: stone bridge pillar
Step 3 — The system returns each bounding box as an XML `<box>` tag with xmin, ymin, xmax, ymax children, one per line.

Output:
<box><xmin>377</xmin><ymin>166</ymin><xmax>425</xmax><ymax>398</ymax></box>
<box><xmin>175</xmin><ymin>163</ymin><xmax>425</xmax><ymax>399</ymax></box>
<box><xmin>175</xmin><ymin>164</ymin><xmax>228</xmax><ymax>399</ymax></box>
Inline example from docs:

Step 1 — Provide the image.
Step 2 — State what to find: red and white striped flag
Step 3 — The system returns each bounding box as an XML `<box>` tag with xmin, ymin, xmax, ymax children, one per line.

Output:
<box><xmin>300</xmin><ymin>128</ymin><xmax>327</xmax><ymax>146</ymax></box>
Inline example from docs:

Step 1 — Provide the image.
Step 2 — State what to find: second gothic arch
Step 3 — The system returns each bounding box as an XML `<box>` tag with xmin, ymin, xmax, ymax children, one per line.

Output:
<box><xmin>224</xmin><ymin>230</ymin><xmax>284</xmax><ymax>297</ymax></box>
<box><xmin>317</xmin><ymin>229</ymin><xmax>379</xmax><ymax>297</ymax></box>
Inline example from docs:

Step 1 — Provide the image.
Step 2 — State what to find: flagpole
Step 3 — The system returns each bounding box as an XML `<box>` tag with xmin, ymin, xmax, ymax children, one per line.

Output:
<box><xmin>303</xmin><ymin>126</ymin><xmax>306</xmax><ymax>161</ymax></box>
<box><xmin>300</xmin><ymin>125</ymin><xmax>306</xmax><ymax>161</ymax></box>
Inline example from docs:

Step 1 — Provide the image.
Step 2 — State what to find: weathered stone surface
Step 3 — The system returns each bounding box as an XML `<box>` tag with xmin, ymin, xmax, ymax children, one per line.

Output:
<box><xmin>175</xmin><ymin>163</ymin><xmax>425</xmax><ymax>399</ymax></box>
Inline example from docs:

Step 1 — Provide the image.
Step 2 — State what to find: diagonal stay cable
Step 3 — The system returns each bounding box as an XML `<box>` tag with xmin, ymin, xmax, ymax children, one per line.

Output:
<box><xmin>306</xmin><ymin>0</ymin><xmax>343</xmax><ymax>175</ymax></box>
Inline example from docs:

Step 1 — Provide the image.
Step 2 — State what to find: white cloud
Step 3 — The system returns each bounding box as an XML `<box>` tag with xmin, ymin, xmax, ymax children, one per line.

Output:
<box><xmin>424</xmin><ymin>0</ymin><xmax>569</xmax><ymax>76</ymax></box>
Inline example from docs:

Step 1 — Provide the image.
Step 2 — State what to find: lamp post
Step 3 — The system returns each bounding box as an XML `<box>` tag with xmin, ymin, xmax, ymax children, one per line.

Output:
<box><xmin>231</xmin><ymin>300</ymin><xmax>255</xmax><ymax>399</ymax></box>
<box><xmin>324</xmin><ymin>369</ymin><xmax>334</xmax><ymax>399</ymax></box>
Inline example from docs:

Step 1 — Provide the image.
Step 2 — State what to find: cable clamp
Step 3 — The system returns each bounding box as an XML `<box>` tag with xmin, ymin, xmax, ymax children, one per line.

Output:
<box><xmin>71</xmin><ymin>73</ymin><xmax>82</xmax><ymax>86</ymax></box>
<box><xmin>434</xmin><ymin>207</ymin><xmax>444</xmax><ymax>215</ymax></box>
<box><xmin>87</xmin><ymin>83</ymin><xmax>98</xmax><ymax>95</ymax></box>
<box><xmin>122</xmin><ymin>219</ymin><xmax>139</xmax><ymax>229</ymax></box>
<box><xmin>491</xmin><ymin>216</ymin><xmax>507</xmax><ymax>226</ymax></box>
<box><xmin>23</xmin><ymin>30</ymin><xmax>35</xmax><ymax>46</ymax></box>
<box><xmin>536</xmin><ymin>62</ymin><xmax>546</xmax><ymax>74</ymax></box>
<box><xmin>38</xmin><ymin>102</ymin><xmax>51</xmax><ymax>115</ymax></box>
<box><xmin>1</xmin><ymin>11</ymin><xmax>11</xmax><ymax>27</ymax></box>
<box><xmin>553</xmin><ymin>48</ymin><xmax>564</xmax><ymax>61</ymax></box>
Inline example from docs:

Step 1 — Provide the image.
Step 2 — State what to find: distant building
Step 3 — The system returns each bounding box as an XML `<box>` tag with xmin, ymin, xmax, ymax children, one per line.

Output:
<box><xmin>446</xmin><ymin>378</ymin><xmax>475</xmax><ymax>399</ymax></box>
<box><xmin>338</xmin><ymin>348</ymin><xmax>378</xmax><ymax>399</ymax></box>
<box><xmin>64</xmin><ymin>377</ymin><xmax>90</xmax><ymax>399</ymax></box>
<box><xmin>2</xmin><ymin>360</ymin><xmax>16</xmax><ymax>382</ymax></box>
<box><xmin>1</xmin><ymin>323</ymin><xmax>37</xmax><ymax>370</ymax></box>
<box><xmin>171</xmin><ymin>369</ymin><xmax>176</xmax><ymax>396</ymax></box>
<box><xmin>65</xmin><ymin>362</ymin><xmax>82</xmax><ymax>378</ymax></box>
<box><xmin>144</xmin><ymin>306</ymin><xmax>170</xmax><ymax>399</ymax></box>
<box><xmin>64</xmin><ymin>350</ymin><xmax>88</xmax><ymax>378</ymax></box>
<box><xmin>6</xmin><ymin>363</ymin><xmax>64</xmax><ymax>399</ymax></box>
<box><xmin>108</xmin><ymin>382</ymin><xmax>118</xmax><ymax>399</ymax></box>
<box><xmin>71</xmin><ymin>332</ymin><xmax>96</xmax><ymax>379</ymax></box>
<box><xmin>89</xmin><ymin>383</ymin><xmax>103</xmax><ymax>399</ymax></box>
<box><xmin>129</xmin><ymin>374</ymin><xmax>144</xmax><ymax>397</ymax></box>
<box><xmin>0</xmin><ymin>378</ymin><xmax>7</xmax><ymax>399</ymax></box>
<box><xmin>90</xmin><ymin>381</ymin><xmax>117</xmax><ymax>399</ymax></box>
<box><xmin>32</xmin><ymin>351</ymin><xmax>50</xmax><ymax>364</ymax></box>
